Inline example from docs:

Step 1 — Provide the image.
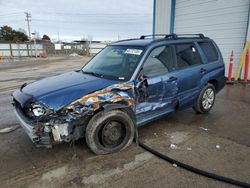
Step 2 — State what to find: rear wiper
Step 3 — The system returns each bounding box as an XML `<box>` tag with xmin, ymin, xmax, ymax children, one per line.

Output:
<box><xmin>81</xmin><ymin>70</ymin><xmax>104</xmax><ymax>78</ymax></box>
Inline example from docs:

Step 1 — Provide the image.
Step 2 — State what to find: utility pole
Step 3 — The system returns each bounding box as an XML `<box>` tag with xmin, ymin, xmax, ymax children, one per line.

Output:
<box><xmin>57</xmin><ymin>32</ymin><xmax>60</xmax><ymax>43</ymax></box>
<box><xmin>32</xmin><ymin>32</ymin><xmax>37</xmax><ymax>58</ymax></box>
<box><xmin>24</xmin><ymin>12</ymin><xmax>32</xmax><ymax>56</ymax></box>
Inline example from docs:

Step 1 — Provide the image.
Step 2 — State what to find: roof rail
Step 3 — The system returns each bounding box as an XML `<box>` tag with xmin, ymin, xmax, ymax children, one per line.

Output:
<box><xmin>139</xmin><ymin>33</ymin><xmax>206</xmax><ymax>40</ymax></box>
<box><xmin>112</xmin><ymin>38</ymin><xmax>138</xmax><ymax>43</ymax></box>
<box><xmin>140</xmin><ymin>34</ymin><xmax>177</xmax><ymax>39</ymax></box>
<box><xmin>176</xmin><ymin>33</ymin><xmax>206</xmax><ymax>39</ymax></box>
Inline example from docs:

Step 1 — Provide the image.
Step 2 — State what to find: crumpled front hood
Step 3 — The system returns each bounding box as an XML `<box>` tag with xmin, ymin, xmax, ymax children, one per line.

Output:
<box><xmin>15</xmin><ymin>71</ymin><xmax>118</xmax><ymax>110</ymax></box>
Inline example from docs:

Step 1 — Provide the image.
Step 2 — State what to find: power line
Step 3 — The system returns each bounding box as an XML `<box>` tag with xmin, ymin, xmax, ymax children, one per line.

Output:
<box><xmin>0</xmin><ymin>19</ymin><xmax>24</xmax><ymax>23</ymax></box>
<box><xmin>0</xmin><ymin>12</ymin><xmax>23</xmax><ymax>16</ymax></box>
<box><xmin>36</xmin><ymin>11</ymin><xmax>151</xmax><ymax>17</ymax></box>
<box><xmin>0</xmin><ymin>11</ymin><xmax>151</xmax><ymax>23</ymax></box>
<box><xmin>32</xmin><ymin>18</ymin><xmax>151</xmax><ymax>24</ymax></box>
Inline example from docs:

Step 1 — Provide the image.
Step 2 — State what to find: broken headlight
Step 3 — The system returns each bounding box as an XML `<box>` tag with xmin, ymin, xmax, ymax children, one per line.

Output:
<box><xmin>30</xmin><ymin>104</ymin><xmax>47</xmax><ymax>117</ymax></box>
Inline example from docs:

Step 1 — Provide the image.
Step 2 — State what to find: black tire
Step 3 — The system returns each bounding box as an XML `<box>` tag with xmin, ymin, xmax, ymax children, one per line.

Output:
<box><xmin>193</xmin><ymin>83</ymin><xmax>216</xmax><ymax>114</ymax></box>
<box><xmin>85</xmin><ymin>110</ymin><xmax>135</xmax><ymax>155</ymax></box>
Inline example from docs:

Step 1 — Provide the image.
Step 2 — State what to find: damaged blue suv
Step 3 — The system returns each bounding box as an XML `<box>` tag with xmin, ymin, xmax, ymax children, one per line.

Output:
<box><xmin>12</xmin><ymin>34</ymin><xmax>226</xmax><ymax>154</ymax></box>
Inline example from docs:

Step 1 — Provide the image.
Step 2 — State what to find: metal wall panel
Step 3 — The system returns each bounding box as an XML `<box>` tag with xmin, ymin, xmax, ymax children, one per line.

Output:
<box><xmin>174</xmin><ymin>0</ymin><xmax>249</xmax><ymax>78</ymax></box>
<box><xmin>12</xmin><ymin>50</ymin><xmax>29</xmax><ymax>56</ymax></box>
<box><xmin>0</xmin><ymin>43</ymin><xmax>44</xmax><ymax>57</ymax></box>
<box><xmin>154</xmin><ymin>0</ymin><xmax>172</xmax><ymax>34</ymax></box>
<box><xmin>0</xmin><ymin>44</ymin><xmax>10</xmax><ymax>49</ymax></box>
<box><xmin>0</xmin><ymin>51</ymin><xmax>11</xmax><ymax>56</ymax></box>
<box><xmin>89</xmin><ymin>43</ymin><xmax>107</xmax><ymax>54</ymax></box>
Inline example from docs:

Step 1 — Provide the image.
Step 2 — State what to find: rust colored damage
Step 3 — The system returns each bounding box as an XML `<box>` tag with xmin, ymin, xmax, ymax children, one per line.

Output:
<box><xmin>67</xmin><ymin>84</ymin><xmax>135</xmax><ymax>115</ymax></box>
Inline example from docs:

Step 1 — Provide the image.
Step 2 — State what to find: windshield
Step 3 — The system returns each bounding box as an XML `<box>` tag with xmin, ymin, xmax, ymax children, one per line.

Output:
<box><xmin>82</xmin><ymin>45</ymin><xmax>144</xmax><ymax>81</ymax></box>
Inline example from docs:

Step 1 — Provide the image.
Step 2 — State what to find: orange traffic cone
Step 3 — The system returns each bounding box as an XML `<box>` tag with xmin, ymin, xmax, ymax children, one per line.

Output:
<box><xmin>42</xmin><ymin>49</ymin><xmax>47</xmax><ymax>58</ymax></box>
<box><xmin>227</xmin><ymin>50</ymin><xmax>234</xmax><ymax>84</ymax></box>
<box><xmin>243</xmin><ymin>49</ymin><xmax>249</xmax><ymax>83</ymax></box>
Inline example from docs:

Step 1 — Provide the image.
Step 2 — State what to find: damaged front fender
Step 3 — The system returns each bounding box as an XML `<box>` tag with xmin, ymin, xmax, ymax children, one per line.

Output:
<box><xmin>66</xmin><ymin>83</ymin><xmax>135</xmax><ymax>117</ymax></box>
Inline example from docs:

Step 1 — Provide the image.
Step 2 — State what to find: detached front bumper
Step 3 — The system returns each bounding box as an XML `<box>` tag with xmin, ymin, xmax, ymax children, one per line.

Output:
<box><xmin>13</xmin><ymin>104</ymin><xmax>52</xmax><ymax>147</ymax></box>
<box><xmin>13</xmin><ymin>101</ymin><xmax>87</xmax><ymax>148</ymax></box>
<box><xmin>14</xmin><ymin>107</ymin><xmax>39</xmax><ymax>142</ymax></box>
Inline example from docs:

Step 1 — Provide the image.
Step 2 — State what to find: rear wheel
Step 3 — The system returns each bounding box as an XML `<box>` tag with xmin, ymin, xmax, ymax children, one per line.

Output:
<box><xmin>85</xmin><ymin>110</ymin><xmax>135</xmax><ymax>155</ymax></box>
<box><xmin>193</xmin><ymin>83</ymin><xmax>216</xmax><ymax>114</ymax></box>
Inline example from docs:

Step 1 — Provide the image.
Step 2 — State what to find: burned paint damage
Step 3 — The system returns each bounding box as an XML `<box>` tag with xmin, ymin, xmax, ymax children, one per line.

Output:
<box><xmin>13</xmin><ymin>83</ymin><xmax>135</xmax><ymax>147</ymax></box>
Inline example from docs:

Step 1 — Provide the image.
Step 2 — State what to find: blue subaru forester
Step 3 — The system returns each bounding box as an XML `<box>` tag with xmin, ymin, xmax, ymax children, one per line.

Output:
<box><xmin>13</xmin><ymin>34</ymin><xmax>226</xmax><ymax>154</ymax></box>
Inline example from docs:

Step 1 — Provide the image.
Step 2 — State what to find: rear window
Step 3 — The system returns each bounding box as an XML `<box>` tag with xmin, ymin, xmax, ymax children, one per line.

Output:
<box><xmin>199</xmin><ymin>42</ymin><xmax>218</xmax><ymax>62</ymax></box>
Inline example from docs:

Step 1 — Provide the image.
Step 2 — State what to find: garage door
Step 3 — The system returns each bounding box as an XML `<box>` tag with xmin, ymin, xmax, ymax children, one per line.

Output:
<box><xmin>174</xmin><ymin>0</ymin><xmax>249</xmax><ymax>78</ymax></box>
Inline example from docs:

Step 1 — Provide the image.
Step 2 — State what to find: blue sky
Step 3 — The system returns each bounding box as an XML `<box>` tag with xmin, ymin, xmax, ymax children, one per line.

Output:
<box><xmin>0</xmin><ymin>0</ymin><xmax>153</xmax><ymax>41</ymax></box>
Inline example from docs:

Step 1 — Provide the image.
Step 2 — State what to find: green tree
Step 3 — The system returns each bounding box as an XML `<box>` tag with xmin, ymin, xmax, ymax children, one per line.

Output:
<box><xmin>0</xmin><ymin>25</ymin><xmax>28</xmax><ymax>42</ymax></box>
<box><xmin>42</xmin><ymin>34</ymin><xmax>51</xmax><ymax>41</ymax></box>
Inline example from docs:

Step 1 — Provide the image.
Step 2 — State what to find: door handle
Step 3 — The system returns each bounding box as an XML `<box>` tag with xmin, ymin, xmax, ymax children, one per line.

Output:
<box><xmin>200</xmin><ymin>68</ymin><xmax>207</xmax><ymax>74</ymax></box>
<box><xmin>167</xmin><ymin>76</ymin><xmax>177</xmax><ymax>82</ymax></box>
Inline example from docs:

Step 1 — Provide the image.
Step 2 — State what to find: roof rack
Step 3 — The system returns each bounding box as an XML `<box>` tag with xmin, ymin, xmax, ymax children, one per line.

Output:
<box><xmin>112</xmin><ymin>38</ymin><xmax>139</xmax><ymax>43</ymax></box>
<box><xmin>176</xmin><ymin>33</ymin><xmax>206</xmax><ymax>38</ymax></box>
<box><xmin>139</xmin><ymin>33</ymin><xmax>206</xmax><ymax>40</ymax></box>
<box><xmin>140</xmin><ymin>34</ymin><xmax>177</xmax><ymax>39</ymax></box>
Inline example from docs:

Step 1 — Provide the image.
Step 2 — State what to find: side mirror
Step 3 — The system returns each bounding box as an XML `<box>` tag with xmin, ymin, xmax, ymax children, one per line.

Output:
<box><xmin>136</xmin><ymin>77</ymin><xmax>148</xmax><ymax>89</ymax></box>
<box><xmin>136</xmin><ymin>68</ymin><xmax>148</xmax><ymax>88</ymax></box>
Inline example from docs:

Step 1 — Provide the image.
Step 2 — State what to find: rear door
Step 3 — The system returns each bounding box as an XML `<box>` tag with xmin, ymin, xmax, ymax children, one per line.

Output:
<box><xmin>197</xmin><ymin>41</ymin><xmax>225</xmax><ymax>91</ymax></box>
<box><xmin>173</xmin><ymin>42</ymin><xmax>205</xmax><ymax>108</ymax></box>
<box><xmin>136</xmin><ymin>45</ymin><xmax>178</xmax><ymax>125</ymax></box>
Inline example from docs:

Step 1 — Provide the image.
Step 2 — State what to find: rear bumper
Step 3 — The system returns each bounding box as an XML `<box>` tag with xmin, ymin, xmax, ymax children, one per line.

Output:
<box><xmin>217</xmin><ymin>76</ymin><xmax>226</xmax><ymax>92</ymax></box>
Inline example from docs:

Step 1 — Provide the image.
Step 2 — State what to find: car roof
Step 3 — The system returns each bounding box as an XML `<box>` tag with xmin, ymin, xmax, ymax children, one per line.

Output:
<box><xmin>110</xmin><ymin>34</ymin><xmax>211</xmax><ymax>47</ymax></box>
<box><xmin>111</xmin><ymin>39</ymin><xmax>154</xmax><ymax>47</ymax></box>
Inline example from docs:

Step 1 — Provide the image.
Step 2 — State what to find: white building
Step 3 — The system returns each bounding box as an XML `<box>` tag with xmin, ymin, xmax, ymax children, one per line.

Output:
<box><xmin>153</xmin><ymin>0</ymin><xmax>250</xmax><ymax>78</ymax></box>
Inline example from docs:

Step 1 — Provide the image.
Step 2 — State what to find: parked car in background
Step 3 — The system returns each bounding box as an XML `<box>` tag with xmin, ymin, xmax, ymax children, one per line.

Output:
<box><xmin>12</xmin><ymin>34</ymin><xmax>226</xmax><ymax>154</ymax></box>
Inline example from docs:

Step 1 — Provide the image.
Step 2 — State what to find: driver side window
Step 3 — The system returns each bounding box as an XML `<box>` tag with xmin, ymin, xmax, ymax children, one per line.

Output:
<box><xmin>143</xmin><ymin>45</ymin><xmax>175</xmax><ymax>78</ymax></box>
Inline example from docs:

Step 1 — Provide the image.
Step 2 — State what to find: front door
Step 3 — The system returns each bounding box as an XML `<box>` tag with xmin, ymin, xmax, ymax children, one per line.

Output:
<box><xmin>135</xmin><ymin>45</ymin><xmax>178</xmax><ymax>125</ymax></box>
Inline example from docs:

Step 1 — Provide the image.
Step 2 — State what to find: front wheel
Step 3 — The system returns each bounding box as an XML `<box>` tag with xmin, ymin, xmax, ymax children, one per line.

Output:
<box><xmin>85</xmin><ymin>110</ymin><xmax>135</xmax><ymax>155</ymax></box>
<box><xmin>193</xmin><ymin>83</ymin><xmax>216</xmax><ymax>114</ymax></box>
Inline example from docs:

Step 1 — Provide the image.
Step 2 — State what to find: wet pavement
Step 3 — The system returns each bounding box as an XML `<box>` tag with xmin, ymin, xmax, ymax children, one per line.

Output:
<box><xmin>0</xmin><ymin>57</ymin><xmax>249</xmax><ymax>188</ymax></box>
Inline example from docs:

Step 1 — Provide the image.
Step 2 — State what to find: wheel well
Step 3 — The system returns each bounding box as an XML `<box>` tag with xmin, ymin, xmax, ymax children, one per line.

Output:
<box><xmin>120</xmin><ymin>108</ymin><xmax>136</xmax><ymax>124</ymax></box>
<box><xmin>93</xmin><ymin>105</ymin><xmax>136</xmax><ymax>124</ymax></box>
<box><xmin>207</xmin><ymin>79</ymin><xmax>218</xmax><ymax>92</ymax></box>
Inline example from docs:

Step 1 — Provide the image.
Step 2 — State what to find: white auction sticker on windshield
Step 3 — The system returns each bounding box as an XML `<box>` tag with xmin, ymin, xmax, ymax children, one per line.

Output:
<box><xmin>125</xmin><ymin>49</ymin><xmax>142</xmax><ymax>55</ymax></box>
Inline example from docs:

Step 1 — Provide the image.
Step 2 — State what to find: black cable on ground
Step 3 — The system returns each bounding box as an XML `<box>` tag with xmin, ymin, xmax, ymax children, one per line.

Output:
<box><xmin>138</xmin><ymin>140</ymin><xmax>250</xmax><ymax>188</ymax></box>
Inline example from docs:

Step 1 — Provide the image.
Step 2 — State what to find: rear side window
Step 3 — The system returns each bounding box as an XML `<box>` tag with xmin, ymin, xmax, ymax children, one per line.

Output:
<box><xmin>198</xmin><ymin>42</ymin><xmax>218</xmax><ymax>62</ymax></box>
<box><xmin>175</xmin><ymin>43</ymin><xmax>201</xmax><ymax>69</ymax></box>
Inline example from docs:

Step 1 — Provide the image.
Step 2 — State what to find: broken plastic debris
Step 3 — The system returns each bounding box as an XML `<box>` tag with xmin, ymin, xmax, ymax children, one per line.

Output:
<box><xmin>187</xmin><ymin>147</ymin><xmax>192</xmax><ymax>151</ymax></box>
<box><xmin>0</xmin><ymin>125</ymin><xmax>20</xmax><ymax>134</ymax></box>
<box><xmin>200</xmin><ymin>127</ymin><xmax>209</xmax><ymax>131</ymax></box>
<box><xmin>170</xmin><ymin>144</ymin><xmax>177</xmax><ymax>149</ymax></box>
<box><xmin>173</xmin><ymin>164</ymin><xmax>178</xmax><ymax>168</ymax></box>
<box><xmin>216</xmin><ymin>145</ymin><xmax>220</xmax><ymax>149</ymax></box>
